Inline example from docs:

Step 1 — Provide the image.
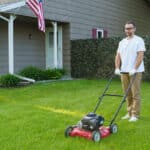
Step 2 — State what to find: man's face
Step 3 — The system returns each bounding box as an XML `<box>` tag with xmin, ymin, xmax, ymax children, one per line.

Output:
<box><xmin>124</xmin><ymin>24</ymin><xmax>136</xmax><ymax>37</ymax></box>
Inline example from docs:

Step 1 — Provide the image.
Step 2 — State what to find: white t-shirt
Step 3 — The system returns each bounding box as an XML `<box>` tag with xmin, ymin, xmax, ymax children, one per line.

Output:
<box><xmin>117</xmin><ymin>35</ymin><xmax>146</xmax><ymax>73</ymax></box>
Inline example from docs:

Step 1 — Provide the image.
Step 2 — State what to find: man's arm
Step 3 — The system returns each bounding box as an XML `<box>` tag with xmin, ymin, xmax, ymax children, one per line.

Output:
<box><xmin>115</xmin><ymin>52</ymin><xmax>121</xmax><ymax>69</ymax></box>
<box><xmin>135</xmin><ymin>51</ymin><xmax>144</xmax><ymax>70</ymax></box>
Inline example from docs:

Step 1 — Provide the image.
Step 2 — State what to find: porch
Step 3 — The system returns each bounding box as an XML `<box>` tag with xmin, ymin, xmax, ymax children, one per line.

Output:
<box><xmin>0</xmin><ymin>14</ymin><xmax>71</xmax><ymax>75</ymax></box>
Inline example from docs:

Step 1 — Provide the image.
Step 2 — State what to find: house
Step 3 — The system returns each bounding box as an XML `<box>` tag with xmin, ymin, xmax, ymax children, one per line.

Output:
<box><xmin>0</xmin><ymin>0</ymin><xmax>150</xmax><ymax>75</ymax></box>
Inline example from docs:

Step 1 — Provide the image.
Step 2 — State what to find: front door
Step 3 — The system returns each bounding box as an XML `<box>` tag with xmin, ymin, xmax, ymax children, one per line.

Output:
<box><xmin>45</xmin><ymin>26</ymin><xmax>63</xmax><ymax>69</ymax></box>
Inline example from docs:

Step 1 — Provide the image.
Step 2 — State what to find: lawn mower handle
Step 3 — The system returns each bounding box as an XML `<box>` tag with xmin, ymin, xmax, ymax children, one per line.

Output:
<box><xmin>109</xmin><ymin>73</ymin><xmax>136</xmax><ymax>126</ymax></box>
<box><xmin>93</xmin><ymin>73</ymin><xmax>136</xmax><ymax>125</ymax></box>
<box><xmin>93</xmin><ymin>73</ymin><xmax>115</xmax><ymax>113</ymax></box>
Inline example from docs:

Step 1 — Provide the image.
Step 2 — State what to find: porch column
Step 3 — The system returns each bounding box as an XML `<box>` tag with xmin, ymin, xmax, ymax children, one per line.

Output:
<box><xmin>52</xmin><ymin>22</ymin><xmax>58</xmax><ymax>68</ymax></box>
<box><xmin>0</xmin><ymin>14</ymin><xmax>16</xmax><ymax>74</ymax></box>
<box><xmin>8</xmin><ymin>15</ymin><xmax>16</xmax><ymax>74</ymax></box>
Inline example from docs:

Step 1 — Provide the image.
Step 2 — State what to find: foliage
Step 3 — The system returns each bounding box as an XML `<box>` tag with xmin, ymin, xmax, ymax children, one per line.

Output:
<box><xmin>43</xmin><ymin>69</ymin><xmax>62</xmax><ymax>79</ymax></box>
<box><xmin>143</xmin><ymin>36</ymin><xmax>150</xmax><ymax>80</ymax></box>
<box><xmin>19</xmin><ymin>66</ymin><xmax>66</xmax><ymax>81</ymax></box>
<box><xmin>71</xmin><ymin>36</ymin><xmax>150</xmax><ymax>80</ymax></box>
<box><xmin>19</xmin><ymin>66</ymin><xmax>44</xmax><ymax>81</ymax></box>
<box><xmin>0</xmin><ymin>74</ymin><xmax>20</xmax><ymax>87</ymax></box>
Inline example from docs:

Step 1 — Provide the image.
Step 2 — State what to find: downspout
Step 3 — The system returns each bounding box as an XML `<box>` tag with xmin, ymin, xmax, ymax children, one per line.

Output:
<box><xmin>13</xmin><ymin>74</ymin><xmax>35</xmax><ymax>83</ymax></box>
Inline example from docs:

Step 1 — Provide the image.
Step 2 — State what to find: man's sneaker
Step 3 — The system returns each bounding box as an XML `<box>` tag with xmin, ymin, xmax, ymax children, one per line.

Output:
<box><xmin>129</xmin><ymin>116</ymin><xmax>138</xmax><ymax>122</ymax></box>
<box><xmin>121</xmin><ymin>114</ymin><xmax>130</xmax><ymax>120</ymax></box>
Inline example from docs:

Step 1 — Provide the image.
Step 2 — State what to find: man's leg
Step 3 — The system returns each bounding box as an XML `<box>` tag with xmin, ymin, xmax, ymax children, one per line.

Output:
<box><xmin>121</xmin><ymin>74</ymin><xmax>133</xmax><ymax>117</ymax></box>
<box><xmin>130</xmin><ymin>73</ymin><xmax>142</xmax><ymax>118</ymax></box>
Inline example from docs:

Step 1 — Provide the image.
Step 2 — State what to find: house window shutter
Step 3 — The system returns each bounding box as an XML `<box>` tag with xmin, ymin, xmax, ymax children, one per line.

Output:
<box><xmin>104</xmin><ymin>30</ymin><xmax>108</xmax><ymax>38</ymax></box>
<box><xmin>92</xmin><ymin>28</ymin><xmax>108</xmax><ymax>39</ymax></box>
<box><xmin>92</xmin><ymin>28</ymin><xmax>97</xmax><ymax>39</ymax></box>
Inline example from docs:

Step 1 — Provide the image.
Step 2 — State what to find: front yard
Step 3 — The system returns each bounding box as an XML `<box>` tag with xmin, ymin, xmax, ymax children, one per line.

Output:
<box><xmin>0</xmin><ymin>79</ymin><xmax>149</xmax><ymax>150</ymax></box>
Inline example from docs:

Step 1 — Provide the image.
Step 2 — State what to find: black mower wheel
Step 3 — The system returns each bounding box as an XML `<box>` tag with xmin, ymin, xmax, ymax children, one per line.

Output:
<box><xmin>65</xmin><ymin>126</ymin><xmax>73</xmax><ymax>137</ymax></box>
<box><xmin>92</xmin><ymin>130</ymin><xmax>101</xmax><ymax>142</ymax></box>
<box><xmin>110</xmin><ymin>124</ymin><xmax>118</xmax><ymax>134</ymax></box>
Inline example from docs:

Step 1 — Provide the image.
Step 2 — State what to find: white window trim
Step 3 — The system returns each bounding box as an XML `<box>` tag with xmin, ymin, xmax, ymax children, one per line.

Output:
<box><xmin>96</xmin><ymin>29</ymin><xmax>104</xmax><ymax>38</ymax></box>
<box><xmin>45</xmin><ymin>24</ymin><xmax>63</xmax><ymax>69</ymax></box>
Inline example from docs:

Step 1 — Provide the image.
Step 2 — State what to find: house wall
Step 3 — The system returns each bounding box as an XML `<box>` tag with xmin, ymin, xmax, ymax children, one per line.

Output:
<box><xmin>0</xmin><ymin>19</ymin><xmax>71</xmax><ymax>74</ymax></box>
<box><xmin>9</xmin><ymin>0</ymin><xmax>150</xmax><ymax>40</ymax></box>
<box><xmin>0</xmin><ymin>20</ymin><xmax>45</xmax><ymax>74</ymax></box>
<box><xmin>62</xmin><ymin>23</ymin><xmax>71</xmax><ymax>72</ymax></box>
<box><xmin>1</xmin><ymin>0</ymin><xmax>149</xmax><ymax>74</ymax></box>
<box><xmin>14</xmin><ymin>21</ymin><xmax>45</xmax><ymax>73</ymax></box>
<box><xmin>0</xmin><ymin>21</ymin><xmax>8</xmax><ymax>74</ymax></box>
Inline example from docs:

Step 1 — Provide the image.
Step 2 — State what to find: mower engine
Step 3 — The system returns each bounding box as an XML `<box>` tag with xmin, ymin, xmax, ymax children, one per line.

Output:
<box><xmin>78</xmin><ymin>112</ymin><xmax>104</xmax><ymax>131</ymax></box>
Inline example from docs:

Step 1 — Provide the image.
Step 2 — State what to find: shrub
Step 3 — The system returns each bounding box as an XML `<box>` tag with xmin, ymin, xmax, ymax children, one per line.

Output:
<box><xmin>71</xmin><ymin>36</ymin><xmax>150</xmax><ymax>80</ymax></box>
<box><xmin>19</xmin><ymin>66</ymin><xmax>44</xmax><ymax>81</ymax></box>
<box><xmin>19</xmin><ymin>66</ymin><xmax>66</xmax><ymax>81</ymax></box>
<box><xmin>56</xmin><ymin>69</ymin><xmax>66</xmax><ymax>76</ymax></box>
<box><xmin>0</xmin><ymin>74</ymin><xmax>20</xmax><ymax>87</ymax></box>
<box><xmin>143</xmin><ymin>36</ymin><xmax>150</xmax><ymax>80</ymax></box>
<box><xmin>43</xmin><ymin>69</ymin><xmax>62</xmax><ymax>79</ymax></box>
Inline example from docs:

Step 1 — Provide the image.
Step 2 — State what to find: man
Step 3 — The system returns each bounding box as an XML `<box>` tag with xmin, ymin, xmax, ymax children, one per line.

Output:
<box><xmin>115</xmin><ymin>20</ymin><xmax>146</xmax><ymax>122</ymax></box>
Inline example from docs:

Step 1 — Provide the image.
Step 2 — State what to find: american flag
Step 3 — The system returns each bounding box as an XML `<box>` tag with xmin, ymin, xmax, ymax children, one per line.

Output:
<box><xmin>26</xmin><ymin>0</ymin><xmax>45</xmax><ymax>32</ymax></box>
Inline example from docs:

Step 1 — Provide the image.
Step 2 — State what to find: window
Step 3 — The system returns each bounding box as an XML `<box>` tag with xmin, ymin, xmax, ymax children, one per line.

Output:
<box><xmin>92</xmin><ymin>28</ymin><xmax>108</xmax><ymax>39</ymax></box>
<box><xmin>97</xmin><ymin>29</ymin><xmax>104</xmax><ymax>38</ymax></box>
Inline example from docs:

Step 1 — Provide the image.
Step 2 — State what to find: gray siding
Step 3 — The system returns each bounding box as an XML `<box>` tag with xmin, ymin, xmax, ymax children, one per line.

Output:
<box><xmin>9</xmin><ymin>0</ymin><xmax>150</xmax><ymax>39</ymax></box>
<box><xmin>14</xmin><ymin>21</ymin><xmax>45</xmax><ymax>73</ymax></box>
<box><xmin>1</xmin><ymin>0</ymin><xmax>149</xmax><ymax>74</ymax></box>
<box><xmin>0</xmin><ymin>19</ymin><xmax>71</xmax><ymax>74</ymax></box>
<box><xmin>0</xmin><ymin>21</ymin><xmax>8</xmax><ymax>74</ymax></box>
<box><xmin>0</xmin><ymin>20</ymin><xmax>45</xmax><ymax>74</ymax></box>
<box><xmin>62</xmin><ymin>23</ymin><xmax>71</xmax><ymax>72</ymax></box>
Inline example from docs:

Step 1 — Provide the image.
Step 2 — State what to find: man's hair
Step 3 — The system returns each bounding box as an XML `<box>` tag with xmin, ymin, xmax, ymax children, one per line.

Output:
<box><xmin>125</xmin><ymin>20</ymin><xmax>136</xmax><ymax>28</ymax></box>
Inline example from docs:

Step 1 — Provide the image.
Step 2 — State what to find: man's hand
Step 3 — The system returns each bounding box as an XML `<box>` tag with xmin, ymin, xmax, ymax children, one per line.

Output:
<box><xmin>129</xmin><ymin>69</ymin><xmax>137</xmax><ymax>76</ymax></box>
<box><xmin>115</xmin><ymin>68</ymin><xmax>121</xmax><ymax>75</ymax></box>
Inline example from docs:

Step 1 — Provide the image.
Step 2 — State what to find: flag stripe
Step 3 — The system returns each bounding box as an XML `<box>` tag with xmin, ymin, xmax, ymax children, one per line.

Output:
<box><xmin>26</xmin><ymin>0</ymin><xmax>45</xmax><ymax>32</ymax></box>
<box><xmin>27</xmin><ymin>4</ymin><xmax>38</xmax><ymax>16</ymax></box>
<box><xmin>38</xmin><ymin>2</ymin><xmax>45</xmax><ymax>31</ymax></box>
<box><xmin>27</xmin><ymin>0</ymin><xmax>39</xmax><ymax>15</ymax></box>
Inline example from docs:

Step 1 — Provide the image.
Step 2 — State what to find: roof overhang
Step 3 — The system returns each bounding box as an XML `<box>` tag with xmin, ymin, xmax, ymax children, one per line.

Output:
<box><xmin>0</xmin><ymin>1</ymin><xmax>25</xmax><ymax>12</ymax></box>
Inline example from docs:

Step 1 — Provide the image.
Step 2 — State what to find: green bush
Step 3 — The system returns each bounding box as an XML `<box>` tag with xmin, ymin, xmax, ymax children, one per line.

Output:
<box><xmin>71</xmin><ymin>36</ymin><xmax>150</xmax><ymax>80</ymax></box>
<box><xmin>0</xmin><ymin>74</ymin><xmax>20</xmax><ymax>87</ymax></box>
<box><xmin>56</xmin><ymin>69</ymin><xmax>66</xmax><ymax>76</ymax></box>
<box><xmin>43</xmin><ymin>69</ymin><xmax>62</xmax><ymax>79</ymax></box>
<box><xmin>143</xmin><ymin>36</ymin><xmax>150</xmax><ymax>80</ymax></box>
<box><xmin>71</xmin><ymin>38</ymin><xmax>119</xmax><ymax>78</ymax></box>
<box><xmin>19</xmin><ymin>66</ymin><xmax>66</xmax><ymax>81</ymax></box>
<box><xmin>19</xmin><ymin>66</ymin><xmax>44</xmax><ymax>81</ymax></box>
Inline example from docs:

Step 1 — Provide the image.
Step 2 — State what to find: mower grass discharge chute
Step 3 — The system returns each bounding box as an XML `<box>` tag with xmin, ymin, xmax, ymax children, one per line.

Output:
<box><xmin>65</xmin><ymin>74</ymin><xmax>136</xmax><ymax>142</ymax></box>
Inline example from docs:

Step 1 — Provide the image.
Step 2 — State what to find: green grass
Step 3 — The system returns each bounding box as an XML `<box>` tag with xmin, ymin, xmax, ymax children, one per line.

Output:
<box><xmin>0</xmin><ymin>79</ymin><xmax>149</xmax><ymax>150</ymax></box>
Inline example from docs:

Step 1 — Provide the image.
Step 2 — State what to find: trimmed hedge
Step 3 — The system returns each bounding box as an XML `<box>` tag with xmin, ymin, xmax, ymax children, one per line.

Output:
<box><xmin>43</xmin><ymin>69</ymin><xmax>62</xmax><ymax>79</ymax></box>
<box><xmin>71</xmin><ymin>36</ymin><xmax>150</xmax><ymax>80</ymax></box>
<box><xmin>19</xmin><ymin>66</ymin><xmax>44</xmax><ymax>81</ymax></box>
<box><xmin>19</xmin><ymin>66</ymin><xmax>66</xmax><ymax>81</ymax></box>
<box><xmin>0</xmin><ymin>74</ymin><xmax>21</xmax><ymax>87</ymax></box>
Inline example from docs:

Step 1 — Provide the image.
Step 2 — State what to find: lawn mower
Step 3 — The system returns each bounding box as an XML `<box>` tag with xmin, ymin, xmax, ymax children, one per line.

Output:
<box><xmin>65</xmin><ymin>74</ymin><xmax>136</xmax><ymax>142</ymax></box>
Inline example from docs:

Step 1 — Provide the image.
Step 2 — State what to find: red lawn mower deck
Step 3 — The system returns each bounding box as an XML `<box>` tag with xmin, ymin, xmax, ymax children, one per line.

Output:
<box><xmin>65</xmin><ymin>125</ymin><xmax>118</xmax><ymax>142</ymax></box>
